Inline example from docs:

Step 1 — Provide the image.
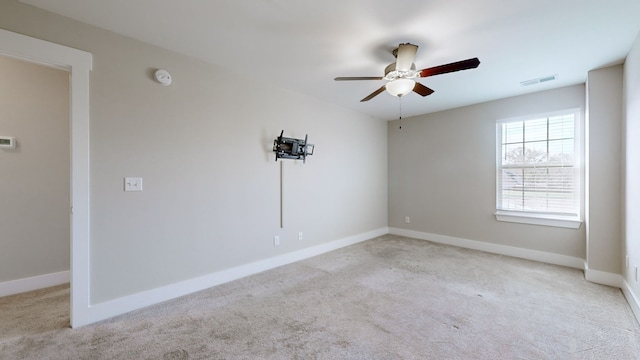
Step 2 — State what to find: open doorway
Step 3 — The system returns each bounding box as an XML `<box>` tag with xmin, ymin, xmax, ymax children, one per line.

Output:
<box><xmin>0</xmin><ymin>55</ymin><xmax>70</xmax><ymax>298</ymax></box>
<box><xmin>0</xmin><ymin>29</ymin><xmax>91</xmax><ymax>328</ymax></box>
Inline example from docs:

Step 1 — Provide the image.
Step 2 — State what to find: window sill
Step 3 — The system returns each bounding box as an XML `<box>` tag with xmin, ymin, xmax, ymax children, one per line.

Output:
<box><xmin>494</xmin><ymin>211</ymin><xmax>582</xmax><ymax>229</ymax></box>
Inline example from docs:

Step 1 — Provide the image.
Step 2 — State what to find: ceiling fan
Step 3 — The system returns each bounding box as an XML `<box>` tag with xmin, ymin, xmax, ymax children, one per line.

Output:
<box><xmin>334</xmin><ymin>43</ymin><xmax>480</xmax><ymax>102</ymax></box>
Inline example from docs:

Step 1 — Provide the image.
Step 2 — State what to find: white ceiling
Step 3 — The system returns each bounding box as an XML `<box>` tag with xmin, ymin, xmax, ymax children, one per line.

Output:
<box><xmin>20</xmin><ymin>0</ymin><xmax>640</xmax><ymax>120</ymax></box>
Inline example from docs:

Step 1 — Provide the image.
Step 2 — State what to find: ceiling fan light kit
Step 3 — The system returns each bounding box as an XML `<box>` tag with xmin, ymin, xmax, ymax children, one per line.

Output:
<box><xmin>386</xmin><ymin>78</ymin><xmax>415</xmax><ymax>97</ymax></box>
<box><xmin>334</xmin><ymin>43</ymin><xmax>480</xmax><ymax>102</ymax></box>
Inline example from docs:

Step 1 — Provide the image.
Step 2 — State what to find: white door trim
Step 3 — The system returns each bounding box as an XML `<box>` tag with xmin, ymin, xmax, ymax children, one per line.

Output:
<box><xmin>0</xmin><ymin>28</ymin><xmax>92</xmax><ymax>328</ymax></box>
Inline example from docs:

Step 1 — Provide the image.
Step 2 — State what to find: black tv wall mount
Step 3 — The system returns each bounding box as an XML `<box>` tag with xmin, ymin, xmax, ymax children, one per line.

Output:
<box><xmin>273</xmin><ymin>130</ymin><xmax>314</xmax><ymax>163</ymax></box>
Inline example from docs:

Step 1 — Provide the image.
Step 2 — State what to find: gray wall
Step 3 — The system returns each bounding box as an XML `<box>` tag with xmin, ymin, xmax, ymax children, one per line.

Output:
<box><xmin>0</xmin><ymin>1</ymin><xmax>388</xmax><ymax>303</ymax></box>
<box><xmin>0</xmin><ymin>55</ymin><xmax>70</xmax><ymax>282</ymax></box>
<box><xmin>624</xmin><ymin>31</ymin><xmax>640</xmax><ymax>301</ymax></box>
<box><xmin>388</xmin><ymin>85</ymin><xmax>586</xmax><ymax>258</ymax></box>
<box><xmin>586</xmin><ymin>65</ymin><xmax>623</xmax><ymax>275</ymax></box>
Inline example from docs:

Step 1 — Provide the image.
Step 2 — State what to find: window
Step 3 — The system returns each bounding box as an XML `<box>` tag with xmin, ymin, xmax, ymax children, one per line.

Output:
<box><xmin>495</xmin><ymin>109</ymin><xmax>582</xmax><ymax>228</ymax></box>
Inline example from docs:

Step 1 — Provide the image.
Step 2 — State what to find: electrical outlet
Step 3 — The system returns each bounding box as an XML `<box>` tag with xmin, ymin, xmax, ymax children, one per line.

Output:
<box><xmin>274</xmin><ymin>235</ymin><xmax>280</xmax><ymax>246</ymax></box>
<box><xmin>405</xmin><ymin>216</ymin><xmax>410</xmax><ymax>224</ymax></box>
<box><xmin>298</xmin><ymin>232</ymin><xmax>303</xmax><ymax>240</ymax></box>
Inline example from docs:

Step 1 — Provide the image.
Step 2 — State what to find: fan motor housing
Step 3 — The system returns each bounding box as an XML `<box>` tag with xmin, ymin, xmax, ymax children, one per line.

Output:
<box><xmin>384</xmin><ymin>62</ymin><xmax>418</xmax><ymax>81</ymax></box>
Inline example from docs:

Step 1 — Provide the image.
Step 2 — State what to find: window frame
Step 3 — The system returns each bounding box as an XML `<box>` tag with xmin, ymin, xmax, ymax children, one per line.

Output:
<box><xmin>495</xmin><ymin>109</ymin><xmax>583</xmax><ymax>229</ymax></box>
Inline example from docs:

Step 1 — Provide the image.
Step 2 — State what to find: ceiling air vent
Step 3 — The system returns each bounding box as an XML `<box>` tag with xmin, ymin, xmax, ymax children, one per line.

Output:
<box><xmin>520</xmin><ymin>74</ymin><xmax>558</xmax><ymax>86</ymax></box>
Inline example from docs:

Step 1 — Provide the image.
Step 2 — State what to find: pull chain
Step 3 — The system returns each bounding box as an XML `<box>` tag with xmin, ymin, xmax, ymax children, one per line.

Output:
<box><xmin>398</xmin><ymin>95</ymin><xmax>402</xmax><ymax>129</ymax></box>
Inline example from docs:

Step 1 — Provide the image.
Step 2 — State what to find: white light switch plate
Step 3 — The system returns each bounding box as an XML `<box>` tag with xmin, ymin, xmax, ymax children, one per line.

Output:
<box><xmin>124</xmin><ymin>177</ymin><xmax>143</xmax><ymax>192</ymax></box>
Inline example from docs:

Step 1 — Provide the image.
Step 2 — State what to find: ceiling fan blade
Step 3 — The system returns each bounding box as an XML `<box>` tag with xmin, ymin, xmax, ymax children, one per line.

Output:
<box><xmin>360</xmin><ymin>85</ymin><xmax>386</xmax><ymax>102</ymax></box>
<box><xmin>395</xmin><ymin>43</ymin><xmax>418</xmax><ymax>72</ymax></box>
<box><xmin>413</xmin><ymin>82</ymin><xmax>435</xmax><ymax>97</ymax></box>
<box><xmin>334</xmin><ymin>76</ymin><xmax>384</xmax><ymax>81</ymax></box>
<box><xmin>418</xmin><ymin>57</ymin><xmax>480</xmax><ymax>78</ymax></box>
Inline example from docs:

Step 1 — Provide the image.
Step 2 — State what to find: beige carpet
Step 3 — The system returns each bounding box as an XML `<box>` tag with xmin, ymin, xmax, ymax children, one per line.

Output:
<box><xmin>1</xmin><ymin>235</ymin><xmax>639</xmax><ymax>359</ymax></box>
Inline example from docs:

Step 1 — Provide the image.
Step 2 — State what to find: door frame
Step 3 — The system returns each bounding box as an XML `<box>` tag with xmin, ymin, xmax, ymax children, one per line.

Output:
<box><xmin>0</xmin><ymin>28</ymin><xmax>92</xmax><ymax>328</ymax></box>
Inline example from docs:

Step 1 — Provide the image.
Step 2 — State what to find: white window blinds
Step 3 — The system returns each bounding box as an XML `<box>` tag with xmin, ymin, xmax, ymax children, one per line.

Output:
<box><xmin>496</xmin><ymin>110</ymin><xmax>580</xmax><ymax>216</ymax></box>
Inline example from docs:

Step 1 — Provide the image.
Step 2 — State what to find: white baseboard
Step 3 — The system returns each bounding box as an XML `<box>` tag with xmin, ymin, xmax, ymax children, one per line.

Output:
<box><xmin>86</xmin><ymin>227</ymin><xmax>389</xmax><ymax>325</ymax></box>
<box><xmin>0</xmin><ymin>270</ymin><xmax>70</xmax><ymax>298</ymax></box>
<box><xmin>622</xmin><ymin>281</ymin><xmax>640</xmax><ymax>325</ymax></box>
<box><xmin>388</xmin><ymin>227</ymin><xmax>585</xmax><ymax>269</ymax></box>
<box><xmin>584</xmin><ymin>265</ymin><xmax>623</xmax><ymax>288</ymax></box>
